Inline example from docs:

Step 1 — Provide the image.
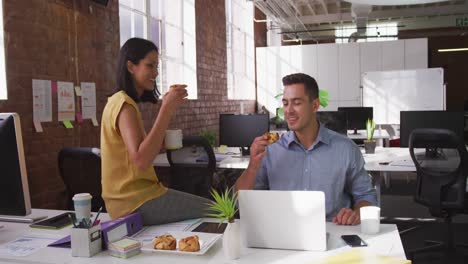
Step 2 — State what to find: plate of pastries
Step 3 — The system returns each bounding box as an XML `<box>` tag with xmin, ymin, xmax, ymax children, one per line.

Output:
<box><xmin>141</xmin><ymin>231</ymin><xmax>222</xmax><ymax>255</ymax></box>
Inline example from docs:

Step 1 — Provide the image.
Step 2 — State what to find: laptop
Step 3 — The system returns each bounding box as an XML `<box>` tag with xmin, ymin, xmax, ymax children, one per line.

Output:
<box><xmin>238</xmin><ymin>190</ymin><xmax>326</xmax><ymax>251</ymax></box>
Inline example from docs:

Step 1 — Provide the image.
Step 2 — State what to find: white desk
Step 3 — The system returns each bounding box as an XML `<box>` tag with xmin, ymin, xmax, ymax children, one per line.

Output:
<box><xmin>0</xmin><ymin>209</ymin><xmax>407</xmax><ymax>264</ymax></box>
<box><xmin>347</xmin><ymin>129</ymin><xmax>391</xmax><ymax>147</ymax></box>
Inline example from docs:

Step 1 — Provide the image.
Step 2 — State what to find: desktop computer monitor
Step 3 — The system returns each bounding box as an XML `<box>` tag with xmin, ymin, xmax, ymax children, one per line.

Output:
<box><xmin>337</xmin><ymin>107</ymin><xmax>373</xmax><ymax>134</ymax></box>
<box><xmin>400</xmin><ymin>111</ymin><xmax>464</xmax><ymax>148</ymax></box>
<box><xmin>219</xmin><ymin>114</ymin><xmax>269</xmax><ymax>156</ymax></box>
<box><xmin>0</xmin><ymin>113</ymin><xmax>31</xmax><ymax>216</ymax></box>
<box><xmin>316</xmin><ymin>111</ymin><xmax>347</xmax><ymax>136</ymax></box>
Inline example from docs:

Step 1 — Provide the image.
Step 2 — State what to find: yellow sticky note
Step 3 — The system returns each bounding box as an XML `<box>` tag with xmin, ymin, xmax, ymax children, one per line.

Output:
<box><xmin>91</xmin><ymin>117</ymin><xmax>99</xmax><ymax>127</ymax></box>
<box><xmin>74</xmin><ymin>86</ymin><xmax>82</xmax><ymax>96</ymax></box>
<box><xmin>63</xmin><ymin>120</ymin><xmax>73</xmax><ymax>128</ymax></box>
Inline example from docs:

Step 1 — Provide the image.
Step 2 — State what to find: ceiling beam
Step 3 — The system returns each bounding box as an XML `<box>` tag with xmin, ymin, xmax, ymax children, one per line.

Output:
<box><xmin>319</xmin><ymin>0</ymin><xmax>329</xmax><ymax>14</ymax></box>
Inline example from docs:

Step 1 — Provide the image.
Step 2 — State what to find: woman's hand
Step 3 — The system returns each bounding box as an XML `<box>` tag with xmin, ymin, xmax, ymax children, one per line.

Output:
<box><xmin>162</xmin><ymin>84</ymin><xmax>188</xmax><ymax>111</ymax></box>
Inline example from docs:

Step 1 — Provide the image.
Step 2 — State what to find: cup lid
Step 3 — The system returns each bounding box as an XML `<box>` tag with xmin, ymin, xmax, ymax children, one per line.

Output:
<box><xmin>72</xmin><ymin>193</ymin><xmax>92</xmax><ymax>201</ymax></box>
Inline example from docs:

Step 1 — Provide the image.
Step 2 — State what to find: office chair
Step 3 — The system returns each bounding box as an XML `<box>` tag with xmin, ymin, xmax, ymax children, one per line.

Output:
<box><xmin>166</xmin><ymin>136</ymin><xmax>216</xmax><ymax>199</ymax></box>
<box><xmin>408</xmin><ymin>128</ymin><xmax>468</xmax><ymax>259</ymax></box>
<box><xmin>58</xmin><ymin>147</ymin><xmax>106</xmax><ymax>212</ymax></box>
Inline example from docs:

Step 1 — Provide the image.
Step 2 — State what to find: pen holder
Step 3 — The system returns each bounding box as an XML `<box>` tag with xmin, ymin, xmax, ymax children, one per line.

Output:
<box><xmin>71</xmin><ymin>224</ymin><xmax>102</xmax><ymax>257</ymax></box>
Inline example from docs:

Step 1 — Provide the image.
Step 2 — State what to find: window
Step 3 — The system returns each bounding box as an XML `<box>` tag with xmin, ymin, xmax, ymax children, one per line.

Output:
<box><xmin>119</xmin><ymin>0</ymin><xmax>197</xmax><ymax>99</ymax></box>
<box><xmin>226</xmin><ymin>0</ymin><xmax>255</xmax><ymax>100</ymax></box>
<box><xmin>335</xmin><ymin>22</ymin><xmax>398</xmax><ymax>44</ymax></box>
<box><xmin>0</xmin><ymin>0</ymin><xmax>6</xmax><ymax>100</ymax></box>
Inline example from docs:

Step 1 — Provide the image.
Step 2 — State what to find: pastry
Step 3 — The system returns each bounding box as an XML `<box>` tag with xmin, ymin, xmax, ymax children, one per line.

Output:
<box><xmin>264</xmin><ymin>132</ymin><xmax>280</xmax><ymax>144</ymax></box>
<box><xmin>178</xmin><ymin>235</ymin><xmax>200</xmax><ymax>252</ymax></box>
<box><xmin>153</xmin><ymin>235</ymin><xmax>176</xmax><ymax>250</ymax></box>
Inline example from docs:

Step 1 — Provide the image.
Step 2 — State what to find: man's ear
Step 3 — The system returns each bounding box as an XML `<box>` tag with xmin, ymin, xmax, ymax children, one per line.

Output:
<box><xmin>312</xmin><ymin>98</ymin><xmax>320</xmax><ymax>112</ymax></box>
<box><xmin>126</xmin><ymin>60</ymin><xmax>134</xmax><ymax>74</ymax></box>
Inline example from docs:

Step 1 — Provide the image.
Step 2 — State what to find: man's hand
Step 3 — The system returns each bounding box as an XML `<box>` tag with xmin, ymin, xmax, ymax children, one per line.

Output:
<box><xmin>332</xmin><ymin>208</ymin><xmax>360</xmax><ymax>225</ymax></box>
<box><xmin>247</xmin><ymin>134</ymin><xmax>270</xmax><ymax>171</ymax></box>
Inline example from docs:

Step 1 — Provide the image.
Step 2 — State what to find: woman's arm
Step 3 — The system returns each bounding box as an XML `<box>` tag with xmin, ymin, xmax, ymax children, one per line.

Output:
<box><xmin>118</xmin><ymin>85</ymin><xmax>188</xmax><ymax>171</ymax></box>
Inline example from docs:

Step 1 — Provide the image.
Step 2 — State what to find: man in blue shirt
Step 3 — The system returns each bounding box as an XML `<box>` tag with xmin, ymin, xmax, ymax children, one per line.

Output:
<box><xmin>235</xmin><ymin>73</ymin><xmax>377</xmax><ymax>225</ymax></box>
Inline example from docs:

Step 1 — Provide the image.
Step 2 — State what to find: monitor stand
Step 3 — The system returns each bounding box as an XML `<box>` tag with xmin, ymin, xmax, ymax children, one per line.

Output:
<box><xmin>240</xmin><ymin>147</ymin><xmax>250</xmax><ymax>156</ymax></box>
<box><xmin>352</xmin><ymin>128</ymin><xmax>359</xmax><ymax>135</ymax></box>
<box><xmin>0</xmin><ymin>215</ymin><xmax>47</xmax><ymax>223</ymax></box>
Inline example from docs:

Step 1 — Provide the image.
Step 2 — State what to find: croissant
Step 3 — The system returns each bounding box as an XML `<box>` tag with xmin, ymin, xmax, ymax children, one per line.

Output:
<box><xmin>264</xmin><ymin>132</ymin><xmax>280</xmax><ymax>144</ymax></box>
<box><xmin>179</xmin><ymin>235</ymin><xmax>200</xmax><ymax>252</ymax></box>
<box><xmin>153</xmin><ymin>235</ymin><xmax>176</xmax><ymax>250</ymax></box>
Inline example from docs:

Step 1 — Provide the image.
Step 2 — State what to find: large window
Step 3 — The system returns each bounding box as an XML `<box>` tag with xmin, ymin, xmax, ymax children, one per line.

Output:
<box><xmin>0</xmin><ymin>0</ymin><xmax>6</xmax><ymax>100</ymax></box>
<box><xmin>335</xmin><ymin>22</ymin><xmax>398</xmax><ymax>44</ymax></box>
<box><xmin>119</xmin><ymin>0</ymin><xmax>197</xmax><ymax>99</ymax></box>
<box><xmin>226</xmin><ymin>0</ymin><xmax>255</xmax><ymax>100</ymax></box>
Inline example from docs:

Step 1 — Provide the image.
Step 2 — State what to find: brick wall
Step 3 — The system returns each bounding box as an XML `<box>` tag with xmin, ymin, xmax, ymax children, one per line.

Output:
<box><xmin>0</xmin><ymin>0</ymin><xmax>254</xmax><ymax>209</ymax></box>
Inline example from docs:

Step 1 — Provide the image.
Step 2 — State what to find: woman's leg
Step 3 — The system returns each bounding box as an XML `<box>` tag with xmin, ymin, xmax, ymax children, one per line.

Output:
<box><xmin>137</xmin><ymin>189</ymin><xmax>212</xmax><ymax>226</ymax></box>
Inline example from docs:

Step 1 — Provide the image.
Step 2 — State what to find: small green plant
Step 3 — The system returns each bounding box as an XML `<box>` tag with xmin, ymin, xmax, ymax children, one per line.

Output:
<box><xmin>206</xmin><ymin>187</ymin><xmax>238</xmax><ymax>224</ymax></box>
<box><xmin>199</xmin><ymin>130</ymin><xmax>217</xmax><ymax>147</ymax></box>
<box><xmin>274</xmin><ymin>89</ymin><xmax>329</xmax><ymax>121</ymax></box>
<box><xmin>366</xmin><ymin>118</ymin><xmax>375</xmax><ymax>141</ymax></box>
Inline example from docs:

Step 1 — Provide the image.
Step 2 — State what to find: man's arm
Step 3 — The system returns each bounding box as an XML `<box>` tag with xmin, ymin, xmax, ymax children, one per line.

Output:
<box><xmin>234</xmin><ymin>135</ymin><xmax>270</xmax><ymax>192</ymax></box>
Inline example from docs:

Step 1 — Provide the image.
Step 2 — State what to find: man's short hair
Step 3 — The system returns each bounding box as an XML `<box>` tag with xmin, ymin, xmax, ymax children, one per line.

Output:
<box><xmin>282</xmin><ymin>73</ymin><xmax>319</xmax><ymax>101</ymax></box>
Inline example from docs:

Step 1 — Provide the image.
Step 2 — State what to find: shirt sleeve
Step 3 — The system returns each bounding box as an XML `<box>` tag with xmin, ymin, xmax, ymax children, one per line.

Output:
<box><xmin>345</xmin><ymin>144</ymin><xmax>378</xmax><ymax>206</ymax></box>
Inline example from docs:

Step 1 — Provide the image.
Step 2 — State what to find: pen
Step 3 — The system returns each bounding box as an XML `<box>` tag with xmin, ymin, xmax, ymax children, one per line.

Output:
<box><xmin>92</xmin><ymin>206</ymin><xmax>103</xmax><ymax>227</ymax></box>
<box><xmin>68</xmin><ymin>214</ymin><xmax>77</xmax><ymax>228</ymax></box>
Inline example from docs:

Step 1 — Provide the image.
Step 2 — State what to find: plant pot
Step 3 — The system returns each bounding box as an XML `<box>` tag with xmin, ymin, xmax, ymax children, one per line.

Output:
<box><xmin>364</xmin><ymin>140</ymin><xmax>377</xmax><ymax>154</ymax></box>
<box><xmin>223</xmin><ymin>221</ymin><xmax>241</xmax><ymax>260</ymax></box>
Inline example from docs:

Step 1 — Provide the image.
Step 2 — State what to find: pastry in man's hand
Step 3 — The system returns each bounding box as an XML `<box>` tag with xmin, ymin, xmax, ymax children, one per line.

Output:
<box><xmin>153</xmin><ymin>235</ymin><xmax>176</xmax><ymax>250</ymax></box>
<box><xmin>179</xmin><ymin>235</ymin><xmax>200</xmax><ymax>252</ymax></box>
<box><xmin>264</xmin><ymin>132</ymin><xmax>280</xmax><ymax>144</ymax></box>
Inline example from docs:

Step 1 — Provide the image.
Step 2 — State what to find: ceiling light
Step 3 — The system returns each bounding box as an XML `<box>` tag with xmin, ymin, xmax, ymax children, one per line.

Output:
<box><xmin>437</xmin><ymin>48</ymin><xmax>468</xmax><ymax>52</ymax></box>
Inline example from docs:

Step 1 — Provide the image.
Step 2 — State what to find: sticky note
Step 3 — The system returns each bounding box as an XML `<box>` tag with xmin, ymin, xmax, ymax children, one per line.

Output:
<box><xmin>33</xmin><ymin>121</ymin><xmax>43</xmax><ymax>133</ymax></box>
<box><xmin>51</xmin><ymin>81</ymin><xmax>57</xmax><ymax>93</ymax></box>
<box><xmin>63</xmin><ymin>120</ymin><xmax>73</xmax><ymax>128</ymax></box>
<box><xmin>91</xmin><ymin>117</ymin><xmax>99</xmax><ymax>127</ymax></box>
<box><xmin>76</xmin><ymin>113</ymin><xmax>83</xmax><ymax>124</ymax></box>
<box><xmin>74</xmin><ymin>86</ymin><xmax>82</xmax><ymax>96</ymax></box>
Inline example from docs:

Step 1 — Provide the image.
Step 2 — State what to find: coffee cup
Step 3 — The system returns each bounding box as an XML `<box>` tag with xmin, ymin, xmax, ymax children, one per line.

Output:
<box><xmin>72</xmin><ymin>193</ymin><xmax>92</xmax><ymax>222</ymax></box>
<box><xmin>165</xmin><ymin>129</ymin><xmax>183</xmax><ymax>150</ymax></box>
<box><xmin>360</xmin><ymin>206</ymin><xmax>380</xmax><ymax>234</ymax></box>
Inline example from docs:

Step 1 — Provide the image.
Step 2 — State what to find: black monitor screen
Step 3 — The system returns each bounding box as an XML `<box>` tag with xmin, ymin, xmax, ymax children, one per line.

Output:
<box><xmin>219</xmin><ymin>114</ymin><xmax>269</xmax><ymax>148</ymax></box>
<box><xmin>0</xmin><ymin>113</ymin><xmax>31</xmax><ymax>216</ymax></box>
<box><xmin>316</xmin><ymin>111</ymin><xmax>347</xmax><ymax>135</ymax></box>
<box><xmin>338</xmin><ymin>107</ymin><xmax>373</xmax><ymax>133</ymax></box>
<box><xmin>400</xmin><ymin>111</ymin><xmax>464</xmax><ymax>148</ymax></box>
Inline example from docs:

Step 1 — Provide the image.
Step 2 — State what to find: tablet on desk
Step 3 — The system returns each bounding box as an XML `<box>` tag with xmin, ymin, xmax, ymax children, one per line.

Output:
<box><xmin>30</xmin><ymin>212</ymin><xmax>75</xmax><ymax>230</ymax></box>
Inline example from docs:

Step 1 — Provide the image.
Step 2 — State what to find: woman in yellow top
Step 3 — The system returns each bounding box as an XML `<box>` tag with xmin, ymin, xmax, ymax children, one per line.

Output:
<box><xmin>101</xmin><ymin>38</ymin><xmax>211</xmax><ymax>224</ymax></box>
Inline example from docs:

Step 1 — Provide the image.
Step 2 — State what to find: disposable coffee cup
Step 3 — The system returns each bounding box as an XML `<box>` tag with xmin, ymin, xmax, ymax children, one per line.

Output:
<box><xmin>72</xmin><ymin>193</ymin><xmax>92</xmax><ymax>222</ymax></box>
<box><xmin>165</xmin><ymin>129</ymin><xmax>183</xmax><ymax>150</ymax></box>
<box><xmin>360</xmin><ymin>206</ymin><xmax>380</xmax><ymax>234</ymax></box>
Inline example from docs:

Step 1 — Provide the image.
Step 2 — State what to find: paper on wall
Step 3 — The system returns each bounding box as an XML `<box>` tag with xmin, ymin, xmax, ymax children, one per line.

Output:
<box><xmin>57</xmin><ymin>81</ymin><xmax>75</xmax><ymax>122</ymax></box>
<box><xmin>32</xmin><ymin>79</ymin><xmax>52</xmax><ymax>122</ymax></box>
<box><xmin>81</xmin><ymin>82</ymin><xmax>97</xmax><ymax>121</ymax></box>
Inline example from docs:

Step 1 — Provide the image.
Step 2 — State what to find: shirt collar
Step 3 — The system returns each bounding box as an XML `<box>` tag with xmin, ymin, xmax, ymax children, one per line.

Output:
<box><xmin>285</xmin><ymin>123</ymin><xmax>331</xmax><ymax>149</ymax></box>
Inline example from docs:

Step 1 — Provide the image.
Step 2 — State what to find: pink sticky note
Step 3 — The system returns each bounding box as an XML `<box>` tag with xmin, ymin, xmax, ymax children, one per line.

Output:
<box><xmin>51</xmin><ymin>81</ymin><xmax>57</xmax><ymax>93</ymax></box>
<box><xmin>76</xmin><ymin>113</ymin><xmax>83</xmax><ymax>124</ymax></box>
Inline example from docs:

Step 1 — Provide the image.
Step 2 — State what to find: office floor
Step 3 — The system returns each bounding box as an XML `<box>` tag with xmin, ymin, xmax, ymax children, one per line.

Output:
<box><xmin>380</xmin><ymin>175</ymin><xmax>468</xmax><ymax>263</ymax></box>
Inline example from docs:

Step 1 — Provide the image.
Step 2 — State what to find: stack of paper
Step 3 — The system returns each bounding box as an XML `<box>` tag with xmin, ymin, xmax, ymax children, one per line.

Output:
<box><xmin>108</xmin><ymin>237</ymin><xmax>142</xmax><ymax>259</ymax></box>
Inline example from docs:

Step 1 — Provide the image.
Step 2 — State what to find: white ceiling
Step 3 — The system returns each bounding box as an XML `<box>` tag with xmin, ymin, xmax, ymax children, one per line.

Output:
<box><xmin>252</xmin><ymin>0</ymin><xmax>468</xmax><ymax>41</ymax></box>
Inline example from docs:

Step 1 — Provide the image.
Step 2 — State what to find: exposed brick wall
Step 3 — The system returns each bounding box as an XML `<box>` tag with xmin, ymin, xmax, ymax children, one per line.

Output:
<box><xmin>0</xmin><ymin>0</ymin><xmax>254</xmax><ymax>209</ymax></box>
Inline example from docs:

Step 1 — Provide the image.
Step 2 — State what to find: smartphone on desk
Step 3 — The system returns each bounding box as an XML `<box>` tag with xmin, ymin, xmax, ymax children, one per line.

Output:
<box><xmin>30</xmin><ymin>212</ymin><xmax>75</xmax><ymax>230</ymax></box>
<box><xmin>341</xmin><ymin>235</ymin><xmax>367</xmax><ymax>247</ymax></box>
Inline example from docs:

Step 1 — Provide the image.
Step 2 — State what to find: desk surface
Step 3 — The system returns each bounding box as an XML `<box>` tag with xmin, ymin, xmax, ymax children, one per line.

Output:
<box><xmin>347</xmin><ymin>129</ymin><xmax>390</xmax><ymax>140</ymax></box>
<box><xmin>0</xmin><ymin>209</ymin><xmax>407</xmax><ymax>264</ymax></box>
<box><xmin>154</xmin><ymin>147</ymin><xmax>415</xmax><ymax>172</ymax></box>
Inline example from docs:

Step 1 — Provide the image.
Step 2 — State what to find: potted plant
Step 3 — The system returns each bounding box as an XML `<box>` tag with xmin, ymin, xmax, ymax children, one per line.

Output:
<box><xmin>364</xmin><ymin>118</ymin><xmax>376</xmax><ymax>154</ymax></box>
<box><xmin>206</xmin><ymin>187</ymin><xmax>240</xmax><ymax>260</ymax></box>
<box><xmin>199</xmin><ymin>130</ymin><xmax>217</xmax><ymax>147</ymax></box>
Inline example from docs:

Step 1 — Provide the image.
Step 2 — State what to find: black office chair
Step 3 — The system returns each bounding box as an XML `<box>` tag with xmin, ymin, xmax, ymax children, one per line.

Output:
<box><xmin>58</xmin><ymin>147</ymin><xmax>106</xmax><ymax>212</ymax></box>
<box><xmin>166</xmin><ymin>136</ymin><xmax>216</xmax><ymax>199</ymax></box>
<box><xmin>408</xmin><ymin>128</ymin><xmax>468</xmax><ymax>259</ymax></box>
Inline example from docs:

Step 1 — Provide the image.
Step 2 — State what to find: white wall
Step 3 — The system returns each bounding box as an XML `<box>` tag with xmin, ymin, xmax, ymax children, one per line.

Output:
<box><xmin>256</xmin><ymin>38</ymin><xmax>428</xmax><ymax>115</ymax></box>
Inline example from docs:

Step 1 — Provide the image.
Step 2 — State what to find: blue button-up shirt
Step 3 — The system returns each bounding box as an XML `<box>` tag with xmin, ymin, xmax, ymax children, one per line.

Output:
<box><xmin>255</xmin><ymin>125</ymin><xmax>378</xmax><ymax>220</ymax></box>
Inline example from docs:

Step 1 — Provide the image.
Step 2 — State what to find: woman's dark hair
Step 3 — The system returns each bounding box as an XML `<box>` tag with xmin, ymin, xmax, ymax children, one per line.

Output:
<box><xmin>114</xmin><ymin>38</ymin><xmax>159</xmax><ymax>103</ymax></box>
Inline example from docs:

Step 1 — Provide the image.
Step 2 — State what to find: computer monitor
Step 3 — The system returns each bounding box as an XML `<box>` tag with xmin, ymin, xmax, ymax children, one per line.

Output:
<box><xmin>219</xmin><ymin>114</ymin><xmax>269</xmax><ymax>156</ymax></box>
<box><xmin>337</xmin><ymin>107</ymin><xmax>373</xmax><ymax>134</ymax></box>
<box><xmin>400</xmin><ymin>111</ymin><xmax>464</xmax><ymax>148</ymax></box>
<box><xmin>0</xmin><ymin>113</ymin><xmax>31</xmax><ymax>217</ymax></box>
<box><xmin>316</xmin><ymin>111</ymin><xmax>347</xmax><ymax>136</ymax></box>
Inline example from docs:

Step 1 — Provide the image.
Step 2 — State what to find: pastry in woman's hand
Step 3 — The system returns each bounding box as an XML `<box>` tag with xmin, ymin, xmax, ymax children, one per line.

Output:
<box><xmin>178</xmin><ymin>235</ymin><xmax>200</xmax><ymax>252</ymax></box>
<box><xmin>153</xmin><ymin>234</ymin><xmax>176</xmax><ymax>250</ymax></box>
